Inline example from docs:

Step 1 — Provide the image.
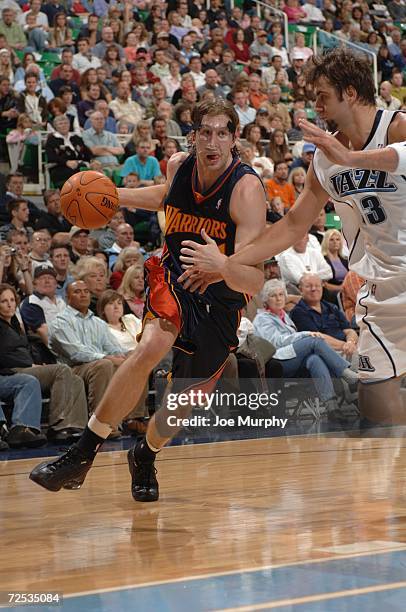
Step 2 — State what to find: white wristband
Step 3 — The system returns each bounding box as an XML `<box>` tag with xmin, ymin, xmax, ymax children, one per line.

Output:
<box><xmin>387</xmin><ymin>142</ymin><xmax>406</xmax><ymax>175</ymax></box>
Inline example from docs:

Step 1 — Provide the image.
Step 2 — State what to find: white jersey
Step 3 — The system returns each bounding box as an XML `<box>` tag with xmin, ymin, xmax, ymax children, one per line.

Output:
<box><xmin>313</xmin><ymin>109</ymin><xmax>406</xmax><ymax>282</ymax></box>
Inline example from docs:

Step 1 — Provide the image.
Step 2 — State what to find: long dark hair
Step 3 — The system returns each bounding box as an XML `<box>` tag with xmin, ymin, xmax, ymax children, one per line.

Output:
<box><xmin>305</xmin><ymin>48</ymin><xmax>376</xmax><ymax>106</ymax></box>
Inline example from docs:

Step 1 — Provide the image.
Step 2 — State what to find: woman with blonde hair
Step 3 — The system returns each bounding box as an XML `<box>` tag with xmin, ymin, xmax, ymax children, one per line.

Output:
<box><xmin>74</xmin><ymin>256</ymin><xmax>108</xmax><ymax>313</ymax></box>
<box><xmin>124</xmin><ymin>120</ymin><xmax>155</xmax><ymax>159</ymax></box>
<box><xmin>117</xmin><ymin>264</ymin><xmax>145</xmax><ymax>319</ymax></box>
<box><xmin>110</xmin><ymin>247</ymin><xmax>144</xmax><ymax>290</ymax></box>
<box><xmin>321</xmin><ymin>229</ymin><xmax>349</xmax><ymax>294</ymax></box>
<box><xmin>288</xmin><ymin>167</ymin><xmax>306</xmax><ymax>200</ymax></box>
<box><xmin>0</xmin><ymin>48</ymin><xmax>13</xmax><ymax>81</ymax></box>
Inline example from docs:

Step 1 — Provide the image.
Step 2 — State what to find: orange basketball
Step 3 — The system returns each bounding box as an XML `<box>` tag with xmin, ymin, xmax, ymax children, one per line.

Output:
<box><xmin>60</xmin><ymin>170</ymin><xmax>120</xmax><ymax>230</ymax></box>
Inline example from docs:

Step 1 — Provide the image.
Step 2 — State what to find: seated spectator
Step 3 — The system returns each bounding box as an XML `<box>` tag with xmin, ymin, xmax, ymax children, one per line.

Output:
<box><xmin>45</xmin><ymin>115</ymin><xmax>92</xmax><ymax>189</ymax></box>
<box><xmin>216</xmin><ymin>48</ymin><xmax>240</xmax><ymax>88</ymax></box>
<box><xmin>28</xmin><ymin>230</ymin><xmax>52</xmax><ymax>273</ymax></box>
<box><xmin>90</xmin><ymin>210</ymin><xmax>125</xmax><ymax>252</ymax></box>
<box><xmin>301</xmin><ymin>0</ymin><xmax>326</xmax><ymax>24</ymax></box>
<box><xmin>310</xmin><ymin>208</ymin><xmax>326</xmax><ymax>244</ymax></box>
<box><xmin>102</xmin><ymin>43</ymin><xmax>124</xmax><ymax>79</ymax></box>
<box><xmin>0</xmin><ymin>282</ymin><xmax>87</xmax><ymax>440</ymax></box>
<box><xmin>82</xmin><ymin>111</ymin><xmax>124</xmax><ymax>169</ymax></box>
<box><xmin>290</xmin><ymin>273</ymin><xmax>358</xmax><ymax>362</ymax></box>
<box><xmin>0</xmin><ymin>372</ymin><xmax>47</xmax><ymax>449</ymax></box>
<box><xmin>341</xmin><ymin>271</ymin><xmax>365</xmax><ymax>329</ymax></box>
<box><xmin>0</xmin><ymin>240</ymin><xmax>32</xmax><ymax>296</ymax></box>
<box><xmin>6</xmin><ymin>228</ymin><xmax>29</xmax><ymax>256</ymax></box>
<box><xmin>68</xmin><ymin>225</ymin><xmax>89</xmax><ymax>262</ymax></box>
<box><xmin>240</xmin><ymin>142</ymin><xmax>273</xmax><ymax>179</ymax></box>
<box><xmin>41</xmin><ymin>1</ymin><xmax>67</xmax><ymax>28</ymax></box>
<box><xmin>16</xmin><ymin>72</ymin><xmax>47</xmax><ymax>130</ymax></box>
<box><xmin>58</xmin><ymin>85</ymin><xmax>81</xmax><ymax>133</ymax></box>
<box><xmin>49</xmin><ymin>244</ymin><xmax>74</xmax><ymax>299</ymax></box>
<box><xmin>174</xmin><ymin>101</ymin><xmax>193</xmax><ymax>135</ymax></box>
<box><xmin>6</xmin><ymin>113</ymin><xmax>39</xmax><ymax>174</ymax></box>
<box><xmin>291</xmin><ymin>32</ymin><xmax>313</xmax><ymax>60</ymax></box>
<box><xmin>253</xmin><ymin>279</ymin><xmax>358</xmax><ymax>418</ymax></box>
<box><xmin>262</xmin><ymin>54</ymin><xmax>290</xmax><ymax>90</ymax></box>
<box><xmin>277</xmin><ymin>233</ymin><xmax>332</xmax><ymax>290</ymax></box>
<box><xmin>109</xmin><ymin>81</ymin><xmax>144</xmax><ymax>128</ymax></box>
<box><xmin>92</xmin><ymin>25</ymin><xmax>125</xmax><ymax>61</ymax></box>
<box><xmin>0</xmin><ymin>8</ymin><xmax>26</xmax><ymax>51</ymax></box>
<box><xmin>288</xmin><ymin>167</ymin><xmax>306</xmax><ymax>200</ymax></box>
<box><xmin>0</xmin><ymin>172</ymin><xmax>39</xmax><ymax>226</ymax></box>
<box><xmin>18</xmin><ymin>0</ymin><xmax>49</xmax><ymax>52</ymax></box>
<box><xmin>233</xmin><ymin>89</ymin><xmax>256</xmax><ymax>130</ymax></box>
<box><xmin>290</xmin><ymin>141</ymin><xmax>315</xmax><ymax>170</ymax></box>
<box><xmin>97</xmin><ymin>289</ymin><xmax>148</xmax><ymax>433</ymax></box>
<box><xmin>266</xmin><ymin>128</ymin><xmax>290</xmax><ymax>164</ymax></box>
<box><xmin>74</xmin><ymin>256</ymin><xmax>108</xmax><ymax>314</ymax></box>
<box><xmin>283</xmin><ymin>0</ymin><xmax>307</xmax><ymax>25</ymax></box>
<box><xmin>83</xmin><ymin>98</ymin><xmax>117</xmax><ymax>133</ymax></box>
<box><xmin>35</xmin><ymin>190</ymin><xmax>71</xmax><ymax>235</ymax></box>
<box><xmin>49</xmin><ymin>11</ymin><xmax>73</xmax><ymax>50</ymax></box>
<box><xmin>77</xmin><ymin>82</ymin><xmax>103</xmax><ymax>127</ymax></box>
<box><xmin>49</xmin><ymin>48</ymin><xmax>80</xmax><ymax>85</ymax></box>
<box><xmin>73</xmin><ymin>37</ymin><xmax>101</xmax><ymax>74</ymax></box>
<box><xmin>0</xmin><ymin>76</ymin><xmax>18</xmax><ymax>143</ymax></box>
<box><xmin>117</xmin><ymin>264</ymin><xmax>145</xmax><ymax>319</ymax></box>
<box><xmin>120</xmin><ymin>140</ymin><xmax>162</xmax><ymax>185</ymax></box>
<box><xmin>110</xmin><ymin>247</ymin><xmax>143</xmax><ymax>291</ymax></box>
<box><xmin>376</xmin><ymin>81</ymin><xmax>401</xmax><ymax>111</ymax></box>
<box><xmin>107</xmin><ymin>222</ymin><xmax>136</xmax><ymax>269</ymax></box>
<box><xmin>0</xmin><ymin>199</ymin><xmax>33</xmax><ymax>241</ymax></box>
<box><xmin>321</xmin><ymin>229</ymin><xmax>349</xmax><ymax>295</ymax></box>
<box><xmin>49</xmin><ymin>62</ymin><xmax>80</xmax><ymax>101</ymax></box>
<box><xmin>265</xmin><ymin>162</ymin><xmax>296</xmax><ymax>211</ymax></box>
<box><xmin>49</xmin><ymin>280</ymin><xmax>127</xmax><ymax>418</ymax></box>
<box><xmin>160</xmin><ymin>139</ymin><xmax>181</xmax><ymax>177</ymax></box>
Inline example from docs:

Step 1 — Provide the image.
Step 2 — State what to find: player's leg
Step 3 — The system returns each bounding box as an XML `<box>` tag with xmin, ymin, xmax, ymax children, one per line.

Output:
<box><xmin>29</xmin><ymin>318</ymin><xmax>177</xmax><ymax>492</ymax></box>
<box><xmin>128</xmin><ymin>307</ymin><xmax>239</xmax><ymax>502</ymax></box>
<box><xmin>359</xmin><ymin>376</ymin><xmax>406</xmax><ymax>427</ymax></box>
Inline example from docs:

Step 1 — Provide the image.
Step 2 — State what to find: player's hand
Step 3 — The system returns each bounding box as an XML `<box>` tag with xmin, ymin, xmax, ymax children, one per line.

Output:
<box><xmin>178</xmin><ymin>268</ymin><xmax>222</xmax><ymax>294</ymax></box>
<box><xmin>299</xmin><ymin>119</ymin><xmax>354</xmax><ymax>167</ymax></box>
<box><xmin>180</xmin><ymin>229</ymin><xmax>228</xmax><ymax>274</ymax></box>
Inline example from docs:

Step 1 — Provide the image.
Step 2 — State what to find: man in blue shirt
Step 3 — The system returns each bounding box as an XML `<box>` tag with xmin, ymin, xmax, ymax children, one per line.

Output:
<box><xmin>290</xmin><ymin>273</ymin><xmax>358</xmax><ymax>361</ymax></box>
<box><xmin>120</xmin><ymin>140</ymin><xmax>162</xmax><ymax>186</ymax></box>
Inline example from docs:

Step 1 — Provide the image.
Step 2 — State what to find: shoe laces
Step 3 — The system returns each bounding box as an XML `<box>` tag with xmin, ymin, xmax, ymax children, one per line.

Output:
<box><xmin>50</xmin><ymin>446</ymin><xmax>88</xmax><ymax>472</ymax></box>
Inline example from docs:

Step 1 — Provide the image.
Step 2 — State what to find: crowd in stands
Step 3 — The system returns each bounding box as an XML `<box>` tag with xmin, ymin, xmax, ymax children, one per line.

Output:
<box><xmin>1</xmin><ymin>0</ymin><xmax>405</xmax><ymax>451</ymax></box>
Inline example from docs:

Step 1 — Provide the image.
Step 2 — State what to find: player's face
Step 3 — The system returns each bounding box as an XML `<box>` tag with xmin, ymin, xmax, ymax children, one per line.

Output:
<box><xmin>195</xmin><ymin>114</ymin><xmax>235</xmax><ymax>172</ymax></box>
<box><xmin>314</xmin><ymin>77</ymin><xmax>348</xmax><ymax>130</ymax></box>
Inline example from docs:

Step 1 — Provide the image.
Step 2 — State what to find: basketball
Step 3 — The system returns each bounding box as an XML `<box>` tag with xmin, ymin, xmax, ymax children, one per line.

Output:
<box><xmin>60</xmin><ymin>170</ymin><xmax>120</xmax><ymax>230</ymax></box>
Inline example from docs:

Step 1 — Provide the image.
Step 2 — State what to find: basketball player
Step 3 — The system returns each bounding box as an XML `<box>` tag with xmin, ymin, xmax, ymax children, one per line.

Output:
<box><xmin>179</xmin><ymin>49</ymin><xmax>406</xmax><ymax>426</ymax></box>
<box><xmin>29</xmin><ymin>99</ymin><xmax>267</xmax><ymax>500</ymax></box>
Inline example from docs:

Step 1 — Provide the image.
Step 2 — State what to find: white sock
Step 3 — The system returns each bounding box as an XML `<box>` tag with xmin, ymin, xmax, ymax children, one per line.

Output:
<box><xmin>88</xmin><ymin>415</ymin><xmax>113</xmax><ymax>440</ymax></box>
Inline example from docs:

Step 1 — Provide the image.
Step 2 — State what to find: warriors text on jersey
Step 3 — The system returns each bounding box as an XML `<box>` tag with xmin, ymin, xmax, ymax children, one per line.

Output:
<box><xmin>161</xmin><ymin>153</ymin><xmax>263</xmax><ymax>309</ymax></box>
<box><xmin>313</xmin><ymin>110</ymin><xmax>406</xmax><ymax>282</ymax></box>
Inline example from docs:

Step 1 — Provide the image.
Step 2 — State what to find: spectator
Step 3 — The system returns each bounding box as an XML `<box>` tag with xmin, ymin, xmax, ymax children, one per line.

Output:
<box><xmin>109</xmin><ymin>81</ymin><xmax>144</xmax><ymax>128</ymax></box>
<box><xmin>102</xmin><ymin>43</ymin><xmax>124</xmax><ymax>79</ymax></box>
<box><xmin>291</xmin><ymin>273</ymin><xmax>358</xmax><ymax>361</ymax></box>
<box><xmin>161</xmin><ymin>60</ymin><xmax>182</xmax><ymax>100</ymax></box>
<box><xmin>82</xmin><ymin>111</ymin><xmax>124</xmax><ymax>169</ymax></box>
<box><xmin>79</xmin><ymin>13</ymin><xmax>101</xmax><ymax>48</ymax></box>
<box><xmin>0</xmin><ymin>241</ymin><xmax>32</xmax><ymax>296</ymax></box>
<box><xmin>49</xmin><ymin>62</ymin><xmax>80</xmax><ymax>100</ymax></box>
<box><xmin>265</xmin><ymin>161</ymin><xmax>296</xmax><ymax>211</ymax></box>
<box><xmin>387</xmin><ymin>0</ymin><xmax>406</xmax><ymax>21</ymax></box>
<box><xmin>73</xmin><ymin>37</ymin><xmax>102</xmax><ymax>74</ymax></box>
<box><xmin>301</xmin><ymin>0</ymin><xmax>325</xmax><ymax>24</ymax></box>
<box><xmin>0</xmin><ymin>8</ymin><xmax>26</xmax><ymax>51</ymax></box>
<box><xmin>262</xmin><ymin>54</ymin><xmax>290</xmax><ymax>90</ymax></box>
<box><xmin>341</xmin><ymin>271</ymin><xmax>365</xmax><ymax>328</ymax></box>
<box><xmin>73</xmin><ymin>255</ymin><xmax>107</xmax><ymax>312</ymax></box>
<box><xmin>321</xmin><ymin>229</ymin><xmax>349</xmax><ymax>294</ymax></box>
<box><xmin>310</xmin><ymin>208</ymin><xmax>326</xmax><ymax>244</ymax></box>
<box><xmin>49</xmin><ymin>244</ymin><xmax>74</xmax><ymax>299</ymax></box>
<box><xmin>35</xmin><ymin>190</ymin><xmax>71</xmax><ymax>235</ymax></box>
<box><xmin>97</xmin><ymin>288</ymin><xmax>148</xmax><ymax>433</ymax></box>
<box><xmin>290</xmin><ymin>141</ymin><xmax>316</xmax><ymax>169</ymax></box>
<box><xmin>198</xmin><ymin>68</ymin><xmax>225</xmax><ymax>98</ymax></box>
<box><xmin>287</xmin><ymin>51</ymin><xmax>306</xmax><ymax>84</ymax></box>
<box><xmin>253</xmin><ymin>279</ymin><xmax>358</xmax><ymax>418</ymax></box>
<box><xmin>265</xmin><ymin>127</ymin><xmax>288</xmax><ymax>164</ymax></box>
<box><xmin>110</xmin><ymin>246</ymin><xmax>143</xmax><ymax>291</ymax></box>
<box><xmin>107</xmin><ymin>222</ymin><xmax>135</xmax><ymax>268</ymax></box>
<box><xmin>49</xmin><ymin>280</ymin><xmax>126</xmax><ymax>418</ymax></box>
<box><xmin>277</xmin><ymin>233</ymin><xmax>332</xmax><ymax>290</ymax></box>
<box><xmin>0</xmin><ymin>172</ymin><xmax>41</xmax><ymax>226</ymax></box>
<box><xmin>59</xmin><ymin>85</ymin><xmax>81</xmax><ymax>132</ymax></box>
<box><xmin>377</xmin><ymin>46</ymin><xmax>396</xmax><ymax>83</ymax></box>
<box><xmin>0</xmin><ymin>199</ymin><xmax>32</xmax><ymax>241</ymax></box>
<box><xmin>77</xmin><ymin>82</ymin><xmax>103</xmax><ymax>126</ymax></box>
<box><xmin>240</xmin><ymin>142</ymin><xmax>273</xmax><ymax>179</ymax></box>
<box><xmin>249</xmin><ymin>30</ymin><xmax>273</xmax><ymax>66</ymax></box>
<box><xmin>117</xmin><ymin>264</ymin><xmax>145</xmax><ymax>319</ymax></box>
<box><xmin>151</xmin><ymin>30</ymin><xmax>181</xmax><ymax>62</ymax></box>
<box><xmin>68</xmin><ymin>226</ymin><xmax>89</xmax><ymax>262</ymax></box>
<box><xmin>271</xmin><ymin>34</ymin><xmax>289</xmax><ymax>68</ymax></box>
<box><xmin>174</xmin><ymin>101</ymin><xmax>193</xmax><ymax>135</ymax></box>
<box><xmin>188</xmin><ymin>55</ymin><xmax>206</xmax><ymax>89</ymax></box>
<box><xmin>247</xmin><ymin>72</ymin><xmax>268</xmax><ymax>110</ymax></box>
<box><xmin>83</xmin><ymin>98</ymin><xmax>116</xmax><ymax>133</ymax></box>
<box><xmin>90</xmin><ymin>209</ymin><xmax>125</xmax><ymax>251</ymax></box>
<box><xmin>390</xmin><ymin>70</ymin><xmax>406</xmax><ymax>104</ymax></box>
<box><xmin>28</xmin><ymin>230</ymin><xmax>52</xmax><ymax>273</ymax></box>
<box><xmin>229</xmin><ymin>28</ymin><xmax>250</xmax><ymax>65</ymax></box>
<box><xmin>242</xmin><ymin>123</ymin><xmax>264</xmax><ymax>157</ymax></box>
<box><xmin>49</xmin><ymin>11</ymin><xmax>73</xmax><ymax>50</ymax></box>
<box><xmin>6</xmin><ymin>228</ymin><xmax>29</xmax><ymax>256</ymax></box>
<box><xmin>152</xmin><ymin>100</ymin><xmax>182</xmax><ymax>138</ymax></box>
<box><xmin>291</xmin><ymin>32</ymin><xmax>313</xmax><ymax>61</ymax></box>
<box><xmin>0</xmin><ymin>76</ymin><xmax>18</xmax><ymax>140</ymax></box>
<box><xmin>216</xmin><ymin>48</ymin><xmax>240</xmax><ymax>88</ymax></box>
<box><xmin>288</xmin><ymin>166</ymin><xmax>306</xmax><ymax>200</ymax></box>
<box><xmin>262</xmin><ymin>84</ymin><xmax>291</xmax><ymax>131</ymax></box>
<box><xmin>376</xmin><ymin>81</ymin><xmax>401</xmax><ymax>111</ymax></box>
<box><xmin>0</xmin><ymin>282</ymin><xmax>87</xmax><ymax>440</ymax></box>
<box><xmin>283</xmin><ymin>0</ymin><xmax>307</xmax><ymax>24</ymax></box>
<box><xmin>120</xmin><ymin>139</ymin><xmax>162</xmax><ymax>185</ymax></box>
<box><xmin>41</xmin><ymin>0</ymin><xmax>67</xmax><ymax>27</ymax></box>
<box><xmin>0</xmin><ymin>372</ymin><xmax>46</xmax><ymax>448</ymax></box>
<box><xmin>92</xmin><ymin>25</ymin><xmax>125</xmax><ymax>61</ymax></box>
<box><xmin>20</xmin><ymin>265</ymin><xmax>65</xmax><ymax>345</ymax></box>
<box><xmin>16</xmin><ymin>72</ymin><xmax>47</xmax><ymax>130</ymax></box>
<box><xmin>233</xmin><ymin>89</ymin><xmax>256</xmax><ymax>129</ymax></box>
<box><xmin>45</xmin><ymin>115</ymin><xmax>92</xmax><ymax>188</ymax></box>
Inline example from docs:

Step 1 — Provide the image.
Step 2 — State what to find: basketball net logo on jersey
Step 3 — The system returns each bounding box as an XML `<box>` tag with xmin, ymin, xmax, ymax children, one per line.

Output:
<box><xmin>358</xmin><ymin>355</ymin><xmax>375</xmax><ymax>372</ymax></box>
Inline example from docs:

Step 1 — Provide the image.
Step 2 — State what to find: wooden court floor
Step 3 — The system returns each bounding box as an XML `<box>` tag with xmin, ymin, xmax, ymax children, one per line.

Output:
<box><xmin>1</xmin><ymin>434</ymin><xmax>406</xmax><ymax>609</ymax></box>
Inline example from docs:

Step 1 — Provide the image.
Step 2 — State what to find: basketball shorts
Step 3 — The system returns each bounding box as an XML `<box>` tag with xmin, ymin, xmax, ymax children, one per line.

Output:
<box><xmin>356</xmin><ymin>276</ymin><xmax>406</xmax><ymax>382</ymax></box>
<box><xmin>143</xmin><ymin>257</ymin><xmax>240</xmax><ymax>392</ymax></box>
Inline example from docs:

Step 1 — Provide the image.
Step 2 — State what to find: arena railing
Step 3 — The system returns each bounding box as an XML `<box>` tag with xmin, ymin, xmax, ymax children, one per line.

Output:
<box><xmin>312</xmin><ymin>29</ymin><xmax>379</xmax><ymax>93</ymax></box>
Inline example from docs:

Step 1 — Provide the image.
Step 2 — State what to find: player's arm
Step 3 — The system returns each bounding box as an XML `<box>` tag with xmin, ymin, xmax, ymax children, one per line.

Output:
<box><xmin>180</xmin><ymin>166</ymin><xmax>329</xmax><ymax>275</ymax></box>
<box><xmin>180</xmin><ymin>175</ymin><xmax>266</xmax><ymax>295</ymax></box>
<box><xmin>117</xmin><ymin>152</ymin><xmax>188</xmax><ymax>212</ymax></box>
<box><xmin>299</xmin><ymin>116</ymin><xmax>406</xmax><ymax>173</ymax></box>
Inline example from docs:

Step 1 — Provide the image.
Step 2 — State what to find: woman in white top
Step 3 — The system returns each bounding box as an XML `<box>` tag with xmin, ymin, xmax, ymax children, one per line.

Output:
<box><xmin>97</xmin><ymin>289</ymin><xmax>148</xmax><ymax>432</ymax></box>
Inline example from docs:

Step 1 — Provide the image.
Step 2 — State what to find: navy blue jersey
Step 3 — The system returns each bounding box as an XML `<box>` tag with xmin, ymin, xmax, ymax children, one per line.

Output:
<box><xmin>161</xmin><ymin>153</ymin><xmax>262</xmax><ymax>310</ymax></box>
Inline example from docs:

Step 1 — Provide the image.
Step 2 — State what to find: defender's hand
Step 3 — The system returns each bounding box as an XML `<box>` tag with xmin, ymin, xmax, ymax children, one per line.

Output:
<box><xmin>178</xmin><ymin>268</ymin><xmax>222</xmax><ymax>294</ymax></box>
<box><xmin>180</xmin><ymin>229</ymin><xmax>228</xmax><ymax>274</ymax></box>
<box><xmin>299</xmin><ymin>119</ymin><xmax>355</xmax><ymax>167</ymax></box>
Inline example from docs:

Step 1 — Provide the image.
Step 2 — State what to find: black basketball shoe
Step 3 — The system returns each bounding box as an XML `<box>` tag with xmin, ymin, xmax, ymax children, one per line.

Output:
<box><xmin>29</xmin><ymin>446</ymin><xmax>93</xmax><ymax>492</ymax></box>
<box><xmin>127</xmin><ymin>446</ymin><xmax>159</xmax><ymax>502</ymax></box>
